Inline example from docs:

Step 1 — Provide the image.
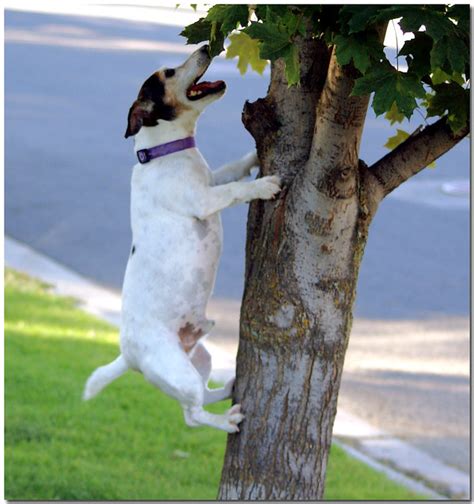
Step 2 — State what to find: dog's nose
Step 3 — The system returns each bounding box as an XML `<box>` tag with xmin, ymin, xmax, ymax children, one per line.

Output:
<box><xmin>200</xmin><ymin>44</ymin><xmax>210</xmax><ymax>55</ymax></box>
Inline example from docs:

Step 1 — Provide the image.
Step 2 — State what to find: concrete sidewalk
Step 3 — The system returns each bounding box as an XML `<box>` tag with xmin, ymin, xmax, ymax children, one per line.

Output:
<box><xmin>5</xmin><ymin>236</ymin><xmax>469</xmax><ymax>499</ymax></box>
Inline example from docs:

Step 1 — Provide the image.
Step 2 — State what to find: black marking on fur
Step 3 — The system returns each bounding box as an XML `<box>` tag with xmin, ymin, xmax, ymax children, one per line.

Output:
<box><xmin>125</xmin><ymin>73</ymin><xmax>176</xmax><ymax>138</ymax></box>
<box><xmin>131</xmin><ymin>245</ymin><xmax>136</xmax><ymax>255</ymax></box>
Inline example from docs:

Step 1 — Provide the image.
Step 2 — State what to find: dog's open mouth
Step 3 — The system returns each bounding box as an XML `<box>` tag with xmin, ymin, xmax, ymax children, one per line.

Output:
<box><xmin>186</xmin><ymin>76</ymin><xmax>226</xmax><ymax>100</ymax></box>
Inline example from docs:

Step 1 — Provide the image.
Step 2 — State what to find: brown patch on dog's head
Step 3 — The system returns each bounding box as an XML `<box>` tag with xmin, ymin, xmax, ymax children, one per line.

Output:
<box><xmin>125</xmin><ymin>71</ymin><xmax>181</xmax><ymax>138</ymax></box>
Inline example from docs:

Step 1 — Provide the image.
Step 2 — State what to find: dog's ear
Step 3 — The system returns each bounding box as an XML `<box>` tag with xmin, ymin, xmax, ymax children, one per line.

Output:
<box><xmin>125</xmin><ymin>100</ymin><xmax>153</xmax><ymax>138</ymax></box>
<box><xmin>124</xmin><ymin>98</ymin><xmax>176</xmax><ymax>138</ymax></box>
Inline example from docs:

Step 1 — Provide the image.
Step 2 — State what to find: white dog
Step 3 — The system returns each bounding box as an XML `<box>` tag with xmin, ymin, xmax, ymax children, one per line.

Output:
<box><xmin>83</xmin><ymin>45</ymin><xmax>281</xmax><ymax>432</ymax></box>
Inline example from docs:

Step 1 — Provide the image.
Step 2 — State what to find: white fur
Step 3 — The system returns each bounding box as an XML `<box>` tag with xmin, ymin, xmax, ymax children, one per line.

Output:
<box><xmin>83</xmin><ymin>46</ymin><xmax>281</xmax><ymax>433</ymax></box>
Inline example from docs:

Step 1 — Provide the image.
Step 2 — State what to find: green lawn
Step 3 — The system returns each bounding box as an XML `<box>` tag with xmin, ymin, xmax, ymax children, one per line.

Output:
<box><xmin>5</xmin><ymin>268</ymin><xmax>424</xmax><ymax>500</ymax></box>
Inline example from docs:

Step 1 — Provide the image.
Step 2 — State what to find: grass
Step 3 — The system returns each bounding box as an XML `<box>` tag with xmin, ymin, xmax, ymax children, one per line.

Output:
<box><xmin>5</xmin><ymin>268</ymin><xmax>425</xmax><ymax>500</ymax></box>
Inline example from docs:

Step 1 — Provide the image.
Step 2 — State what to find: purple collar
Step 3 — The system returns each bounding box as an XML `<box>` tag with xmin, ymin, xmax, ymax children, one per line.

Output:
<box><xmin>136</xmin><ymin>136</ymin><xmax>196</xmax><ymax>164</ymax></box>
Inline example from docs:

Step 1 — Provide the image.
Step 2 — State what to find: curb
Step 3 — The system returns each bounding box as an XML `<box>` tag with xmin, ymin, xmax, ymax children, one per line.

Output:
<box><xmin>333</xmin><ymin>440</ymin><xmax>443</xmax><ymax>500</ymax></box>
<box><xmin>5</xmin><ymin>236</ymin><xmax>468</xmax><ymax>500</ymax></box>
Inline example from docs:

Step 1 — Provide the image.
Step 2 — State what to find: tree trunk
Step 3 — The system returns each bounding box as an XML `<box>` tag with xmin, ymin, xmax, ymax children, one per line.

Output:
<box><xmin>217</xmin><ymin>37</ymin><xmax>376</xmax><ymax>500</ymax></box>
<box><xmin>217</xmin><ymin>29</ymin><xmax>468</xmax><ymax>500</ymax></box>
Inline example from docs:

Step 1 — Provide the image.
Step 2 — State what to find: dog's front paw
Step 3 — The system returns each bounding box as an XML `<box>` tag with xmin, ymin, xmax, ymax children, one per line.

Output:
<box><xmin>253</xmin><ymin>175</ymin><xmax>281</xmax><ymax>201</ymax></box>
<box><xmin>225</xmin><ymin>403</ymin><xmax>245</xmax><ymax>433</ymax></box>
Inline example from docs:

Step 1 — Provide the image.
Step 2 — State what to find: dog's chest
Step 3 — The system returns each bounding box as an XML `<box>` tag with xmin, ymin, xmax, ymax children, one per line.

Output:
<box><xmin>131</xmin><ymin>155</ymin><xmax>209</xmax><ymax>219</ymax></box>
<box><xmin>129</xmin><ymin>162</ymin><xmax>221</xmax><ymax>250</ymax></box>
<box><xmin>121</xmin><ymin>156</ymin><xmax>222</xmax><ymax>331</ymax></box>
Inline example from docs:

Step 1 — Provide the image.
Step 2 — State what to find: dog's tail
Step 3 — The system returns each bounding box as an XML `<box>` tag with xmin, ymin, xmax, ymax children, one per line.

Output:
<box><xmin>83</xmin><ymin>355</ymin><xmax>129</xmax><ymax>400</ymax></box>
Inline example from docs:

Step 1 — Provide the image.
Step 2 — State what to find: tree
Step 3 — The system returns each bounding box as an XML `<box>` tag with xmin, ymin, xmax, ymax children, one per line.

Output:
<box><xmin>182</xmin><ymin>4</ymin><xmax>469</xmax><ymax>500</ymax></box>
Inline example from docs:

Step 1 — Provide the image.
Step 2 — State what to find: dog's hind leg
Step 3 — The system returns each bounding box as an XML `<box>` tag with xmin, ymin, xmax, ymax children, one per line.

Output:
<box><xmin>190</xmin><ymin>343</ymin><xmax>235</xmax><ymax>404</ymax></box>
<box><xmin>141</xmin><ymin>344</ymin><xmax>243</xmax><ymax>433</ymax></box>
<box><xmin>190</xmin><ymin>343</ymin><xmax>235</xmax><ymax>405</ymax></box>
<box><xmin>203</xmin><ymin>378</ymin><xmax>235</xmax><ymax>405</ymax></box>
<box><xmin>83</xmin><ymin>355</ymin><xmax>129</xmax><ymax>400</ymax></box>
<box><xmin>190</xmin><ymin>343</ymin><xmax>212</xmax><ymax>383</ymax></box>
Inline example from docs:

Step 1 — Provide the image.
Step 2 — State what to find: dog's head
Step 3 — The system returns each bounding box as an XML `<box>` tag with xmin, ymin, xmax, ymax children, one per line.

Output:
<box><xmin>125</xmin><ymin>45</ymin><xmax>226</xmax><ymax>138</ymax></box>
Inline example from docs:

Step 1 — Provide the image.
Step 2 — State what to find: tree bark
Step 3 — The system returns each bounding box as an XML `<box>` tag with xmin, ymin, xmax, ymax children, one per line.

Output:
<box><xmin>217</xmin><ymin>32</ymin><xmax>468</xmax><ymax>500</ymax></box>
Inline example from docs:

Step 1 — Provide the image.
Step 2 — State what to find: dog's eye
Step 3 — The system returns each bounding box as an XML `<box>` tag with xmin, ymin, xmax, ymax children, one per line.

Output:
<box><xmin>164</xmin><ymin>68</ymin><xmax>175</xmax><ymax>78</ymax></box>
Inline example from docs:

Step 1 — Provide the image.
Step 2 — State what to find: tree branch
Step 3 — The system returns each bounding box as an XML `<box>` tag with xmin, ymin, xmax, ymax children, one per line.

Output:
<box><xmin>304</xmin><ymin>22</ymin><xmax>388</xmax><ymax>198</ymax></box>
<box><xmin>302</xmin><ymin>51</ymin><xmax>371</xmax><ymax>200</ymax></box>
<box><xmin>369</xmin><ymin>117</ymin><xmax>469</xmax><ymax>199</ymax></box>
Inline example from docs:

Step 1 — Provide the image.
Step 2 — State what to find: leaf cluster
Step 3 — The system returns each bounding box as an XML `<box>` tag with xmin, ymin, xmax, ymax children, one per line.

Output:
<box><xmin>180</xmin><ymin>4</ymin><xmax>470</xmax><ymax>133</ymax></box>
<box><xmin>338</xmin><ymin>5</ymin><xmax>470</xmax><ymax>134</ymax></box>
<box><xmin>180</xmin><ymin>5</ymin><xmax>311</xmax><ymax>84</ymax></box>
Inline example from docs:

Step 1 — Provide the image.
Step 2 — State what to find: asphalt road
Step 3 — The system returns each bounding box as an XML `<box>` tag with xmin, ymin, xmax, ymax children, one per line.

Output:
<box><xmin>5</xmin><ymin>9</ymin><xmax>470</xmax><ymax>320</ymax></box>
<box><xmin>5</xmin><ymin>8</ymin><xmax>470</xmax><ymax>476</ymax></box>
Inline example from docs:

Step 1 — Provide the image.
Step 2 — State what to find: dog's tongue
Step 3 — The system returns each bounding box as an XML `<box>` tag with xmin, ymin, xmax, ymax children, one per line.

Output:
<box><xmin>189</xmin><ymin>80</ymin><xmax>224</xmax><ymax>92</ymax></box>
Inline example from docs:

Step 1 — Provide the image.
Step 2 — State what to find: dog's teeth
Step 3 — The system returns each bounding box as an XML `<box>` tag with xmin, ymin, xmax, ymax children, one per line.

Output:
<box><xmin>188</xmin><ymin>89</ymin><xmax>203</xmax><ymax>98</ymax></box>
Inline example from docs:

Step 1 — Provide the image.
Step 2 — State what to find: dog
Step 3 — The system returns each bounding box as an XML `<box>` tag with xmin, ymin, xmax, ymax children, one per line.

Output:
<box><xmin>83</xmin><ymin>45</ymin><xmax>281</xmax><ymax>433</ymax></box>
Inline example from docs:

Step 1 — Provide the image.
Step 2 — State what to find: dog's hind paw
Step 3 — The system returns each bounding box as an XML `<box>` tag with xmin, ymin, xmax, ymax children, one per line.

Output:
<box><xmin>225</xmin><ymin>403</ymin><xmax>245</xmax><ymax>433</ymax></box>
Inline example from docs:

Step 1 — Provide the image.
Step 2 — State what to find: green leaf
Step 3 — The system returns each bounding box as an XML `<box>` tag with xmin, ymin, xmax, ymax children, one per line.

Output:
<box><xmin>384</xmin><ymin>102</ymin><xmax>405</xmax><ymax>125</ymax></box>
<box><xmin>399</xmin><ymin>8</ymin><xmax>450</xmax><ymax>41</ymax></box>
<box><xmin>243</xmin><ymin>20</ymin><xmax>300</xmax><ymax>85</ymax></box>
<box><xmin>375</xmin><ymin>6</ymin><xmax>453</xmax><ymax>42</ymax></box>
<box><xmin>431</xmin><ymin>34</ymin><xmax>469</xmax><ymax>76</ymax></box>
<box><xmin>281</xmin><ymin>10</ymin><xmax>306</xmax><ymax>37</ymax></box>
<box><xmin>451</xmin><ymin>72</ymin><xmax>466</xmax><ymax>86</ymax></box>
<box><xmin>447</xmin><ymin>4</ymin><xmax>470</xmax><ymax>33</ymax></box>
<box><xmin>253</xmin><ymin>6</ymin><xmax>308</xmax><ymax>38</ymax></box>
<box><xmin>210</xmin><ymin>20</ymin><xmax>218</xmax><ymax>42</ymax></box>
<box><xmin>180</xmin><ymin>18</ymin><xmax>211</xmax><ymax>45</ymax></box>
<box><xmin>334</xmin><ymin>32</ymin><xmax>384</xmax><ymax>74</ymax></box>
<box><xmin>225</xmin><ymin>31</ymin><xmax>267</xmax><ymax>75</ymax></box>
<box><xmin>205</xmin><ymin>5</ymin><xmax>249</xmax><ymax>34</ymax></box>
<box><xmin>431</xmin><ymin>68</ymin><xmax>451</xmax><ymax>85</ymax></box>
<box><xmin>352</xmin><ymin>64</ymin><xmax>426</xmax><ymax>118</ymax></box>
<box><xmin>399</xmin><ymin>32</ymin><xmax>433</xmax><ymax>78</ymax></box>
<box><xmin>426</xmin><ymin>83</ymin><xmax>469</xmax><ymax>133</ymax></box>
<box><xmin>335</xmin><ymin>35</ymin><xmax>368</xmax><ymax>73</ymax></box>
<box><xmin>338</xmin><ymin>5</ymin><xmax>382</xmax><ymax>34</ymax></box>
<box><xmin>244</xmin><ymin>21</ymin><xmax>291</xmax><ymax>61</ymax></box>
<box><xmin>209</xmin><ymin>24</ymin><xmax>225</xmax><ymax>57</ymax></box>
<box><xmin>255</xmin><ymin>5</ymin><xmax>291</xmax><ymax>24</ymax></box>
<box><xmin>180</xmin><ymin>17</ymin><xmax>224</xmax><ymax>57</ymax></box>
<box><xmin>385</xmin><ymin>128</ymin><xmax>410</xmax><ymax>150</ymax></box>
<box><xmin>282</xmin><ymin>44</ymin><xmax>300</xmax><ymax>86</ymax></box>
<box><xmin>431</xmin><ymin>68</ymin><xmax>465</xmax><ymax>87</ymax></box>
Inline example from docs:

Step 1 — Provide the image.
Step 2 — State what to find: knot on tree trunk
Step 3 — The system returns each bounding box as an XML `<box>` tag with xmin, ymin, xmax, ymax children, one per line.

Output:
<box><xmin>315</xmin><ymin>166</ymin><xmax>357</xmax><ymax>200</ymax></box>
<box><xmin>242</xmin><ymin>97</ymin><xmax>280</xmax><ymax>150</ymax></box>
